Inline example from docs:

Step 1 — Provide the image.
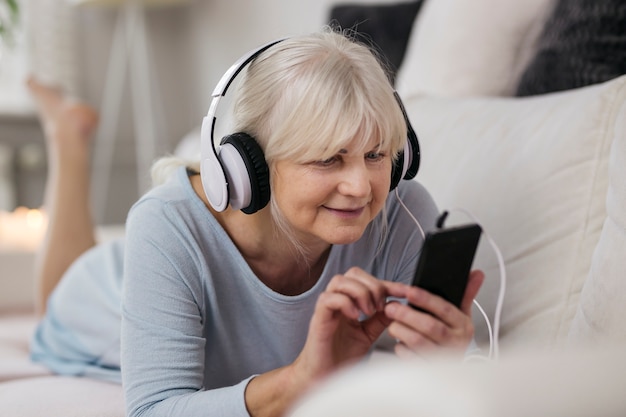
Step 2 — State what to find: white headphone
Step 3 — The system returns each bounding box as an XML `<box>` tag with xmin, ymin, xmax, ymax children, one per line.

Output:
<box><xmin>200</xmin><ymin>39</ymin><xmax>282</xmax><ymax>214</ymax></box>
<box><xmin>200</xmin><ymin>38</ymin><xmax>420</xmax><ymax>214</ymax></box>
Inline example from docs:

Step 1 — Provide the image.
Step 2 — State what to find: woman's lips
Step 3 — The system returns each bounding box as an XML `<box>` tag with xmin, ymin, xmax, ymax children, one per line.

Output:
<box><xmin>324</xmin><ymin>206</ymin><xmax>365</xmax><ymax>219</ymax></box>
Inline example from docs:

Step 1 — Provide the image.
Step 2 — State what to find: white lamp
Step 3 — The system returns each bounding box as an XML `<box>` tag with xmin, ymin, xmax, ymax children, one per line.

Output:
<box><xmin>68</xmin><ymin>0</ymin><xmax>188</xmax><ymax>6</ymax></box>
<box><xmin>69</xmin><ymin>0</ymin><xmax>189</xmax><ymax>222</ymax></box>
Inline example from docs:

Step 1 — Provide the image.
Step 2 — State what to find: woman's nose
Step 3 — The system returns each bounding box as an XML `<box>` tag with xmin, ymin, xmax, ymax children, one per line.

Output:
<box><xmin>338</xmin><ymin>163</ymin><xmax>371</xmax><ymax>197</ymax></box>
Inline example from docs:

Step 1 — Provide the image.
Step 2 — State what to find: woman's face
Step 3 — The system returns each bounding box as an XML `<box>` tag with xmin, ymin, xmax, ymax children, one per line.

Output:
<box><xmin>272</xmin><ymin>137</ymin><xmax>392</xmax><ymax>247</ymax></box>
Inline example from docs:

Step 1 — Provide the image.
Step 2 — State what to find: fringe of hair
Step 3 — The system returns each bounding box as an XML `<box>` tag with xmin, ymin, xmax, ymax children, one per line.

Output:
<box><xmin>150</xmin><ymin>155</ymin><xmax>200</xmax><ymax>187</ymax></box>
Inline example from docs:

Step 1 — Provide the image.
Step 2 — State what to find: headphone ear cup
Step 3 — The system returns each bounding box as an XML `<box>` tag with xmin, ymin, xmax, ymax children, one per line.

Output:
<box><xmin>390</xmin><ymin>150</ymin><xmax>405</xmax><ymax>191</ymax></box>
<box><xmin>220</xmin><ymin>133</ymin><xmax>270</xmax><ymax>214</ymax></box>
<box><xmin>390</xmin><ymin>92</ymin><xmax>421</xmax><ymax>191</ymax></box>
<box><xmin>389</xmin><ymin>128</ymin><xmax>420</xmax><ymax>191</ymax></box>
<box><xmin>404</xmin><ymin>122</ymin><xmax>420</xmax><ymax>180</ymax></box>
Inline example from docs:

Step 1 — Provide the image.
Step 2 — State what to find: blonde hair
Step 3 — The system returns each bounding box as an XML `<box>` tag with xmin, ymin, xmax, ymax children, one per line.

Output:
<box><xmin>152</xmin><ymin>27</ymin><xmax>408</xmax><ymax>261</ymax></box>
<box><xmin>232</xmin><ymin>28</ymin><xmax>406</xmax><ymax>165</ymax></box>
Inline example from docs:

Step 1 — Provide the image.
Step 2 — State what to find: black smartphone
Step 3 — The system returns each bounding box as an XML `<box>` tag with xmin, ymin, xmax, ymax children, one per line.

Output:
<box><xmin>411</xmin><ymin>223</ymin><xmax>482</xmax><ymax>310</ymax></box>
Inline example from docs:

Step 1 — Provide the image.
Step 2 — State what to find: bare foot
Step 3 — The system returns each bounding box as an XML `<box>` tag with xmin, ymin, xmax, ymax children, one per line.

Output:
<box><xmin>27</xmin><ymin>77</ymin><xmax>99</xmax><ymax>156</ymax></box>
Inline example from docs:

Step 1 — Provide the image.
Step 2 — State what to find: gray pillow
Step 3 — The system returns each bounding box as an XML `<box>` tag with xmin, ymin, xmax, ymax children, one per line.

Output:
<box><xmin>328</xmin><ymin>1</ymin><xmax>423</xmax><ymax>85</ymax></box>
<box><xmin>516</xmin><ymin>0</ymin><xmax>626</xmax><ymax>96</ymax></box>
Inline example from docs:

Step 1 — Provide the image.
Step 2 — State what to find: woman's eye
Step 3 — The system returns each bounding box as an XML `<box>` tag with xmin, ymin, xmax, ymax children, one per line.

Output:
<box><xmin>366</xmin><ymin>151</ymin><xmax>385</xmax><ymax>161</ymax></box>
<box><xmin>314</xmin><ymin>156</ymin><xmax>338</xmax><ymax>167</ymax></box>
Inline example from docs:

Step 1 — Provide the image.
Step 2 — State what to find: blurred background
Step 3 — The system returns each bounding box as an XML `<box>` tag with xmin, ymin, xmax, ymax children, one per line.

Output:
<box><xmin>0</xmin><ymin>0</ymin><xmax>397</xmax><ymax>228</ymax></box>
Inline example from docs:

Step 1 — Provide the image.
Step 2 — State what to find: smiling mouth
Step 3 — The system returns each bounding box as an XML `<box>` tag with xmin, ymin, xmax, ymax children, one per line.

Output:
<box><xmin>324</xmin><ymin>206</ymin><xmax>365</xmax><ymax>218</ymax></box>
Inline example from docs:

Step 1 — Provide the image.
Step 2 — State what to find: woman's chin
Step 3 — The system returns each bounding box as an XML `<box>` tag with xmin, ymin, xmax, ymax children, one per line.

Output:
<box><xmin>323</xmin><ymin>227</ymin><xmax>368</xmax><ymax>246</ymax></box>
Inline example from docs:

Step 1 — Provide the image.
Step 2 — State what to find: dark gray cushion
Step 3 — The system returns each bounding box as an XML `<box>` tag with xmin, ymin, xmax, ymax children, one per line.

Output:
<box><xmin>516</xmin><ymin>0</ymin><xmax>626</xmax><ymax>96</ymax></box>
<box><xmin>329</xmin><ymin>1</ymin><xmax>423</xmax><ymax>84</ymax></box>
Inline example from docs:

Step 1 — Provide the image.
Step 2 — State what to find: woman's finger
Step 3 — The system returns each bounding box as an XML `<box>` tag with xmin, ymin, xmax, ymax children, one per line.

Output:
<box><xmin>314</xmin><ymin>291</ymin><xmax>362</xmax><ymax>323</ymax></box>
<box><xmin>326</xmin><ymin>268</ymin><xmax>388</xmax><ymax>315</ymax></box>
<box><xmin>460</xmin><ymin>270</ymin><xmax>485</xmax><ymax>315</ymax></box>
<box><xmin>402</xmin><ymin>285</ymin><xmax>463</xmax><ymax>328</ymax></box>
<box><xmin>385</xmin><ymin>301</ymin><xmax>446</xmax><ymax>345</ymax></box>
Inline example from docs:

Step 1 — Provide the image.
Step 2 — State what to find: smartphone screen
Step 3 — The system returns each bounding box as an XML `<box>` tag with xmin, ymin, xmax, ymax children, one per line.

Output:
<box><xmin>411</xmin><ymin>223</ymin><xmax>482</xmax><ymax>310</ymax></box>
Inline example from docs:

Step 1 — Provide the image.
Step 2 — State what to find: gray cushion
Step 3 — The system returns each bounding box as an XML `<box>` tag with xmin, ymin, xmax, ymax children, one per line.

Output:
<box><xmin>517</xmin><ymin>0</ymin><xmax>626</xmax><ymax>96</ymax></box>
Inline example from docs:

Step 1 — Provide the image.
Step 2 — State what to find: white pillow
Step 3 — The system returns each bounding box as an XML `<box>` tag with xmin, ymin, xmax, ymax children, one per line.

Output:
<box><xmin>396</xmin><ymin>0</ymin><xmax>556</xmax><ymax>98</ymax></box>
<box><xmin>404</xmin><ymin>75</ymin><xmax>626</xmax><ymax>352</ymax></box>
<box><xmin>568</xmin><ymin>95</ymin><xmax>626</xmax><ymax>346</ymax></box>
<box><xmin>287</xmin><ymin>349</ymin><xmax>626</xmax><ymax>417</ymax></box>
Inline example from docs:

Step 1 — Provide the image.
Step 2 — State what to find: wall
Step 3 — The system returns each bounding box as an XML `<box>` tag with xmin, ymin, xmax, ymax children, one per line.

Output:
<box><xmin>188</xmin><ymin>0</ymin><xmax>335</xmax><ymax>115</ymax></box>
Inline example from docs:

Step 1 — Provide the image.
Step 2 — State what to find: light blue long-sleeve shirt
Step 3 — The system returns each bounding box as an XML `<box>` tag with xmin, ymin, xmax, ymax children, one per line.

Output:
<box><xmin>32</xmin><ymin>166</ymin><xmax>439</xmax><ymax>417</ymax></box>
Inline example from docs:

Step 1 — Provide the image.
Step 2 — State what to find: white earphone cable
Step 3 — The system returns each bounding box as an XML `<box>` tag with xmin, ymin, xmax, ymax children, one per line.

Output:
<box><xmin>394</xmin><ymin>188</ymin><xmax>425</xmax><ymax>240</ymax></box>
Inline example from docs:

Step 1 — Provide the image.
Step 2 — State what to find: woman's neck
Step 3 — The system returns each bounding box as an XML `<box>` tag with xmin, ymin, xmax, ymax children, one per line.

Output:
<box><xmin>219</xmin><ymin>207</ymin><xmax>331</xmax><ymax>295</ymax></box>
<box><xmin>190</xmin><ymin>175</ymin><xmax>331</xmax><ymax>295</ymax></box>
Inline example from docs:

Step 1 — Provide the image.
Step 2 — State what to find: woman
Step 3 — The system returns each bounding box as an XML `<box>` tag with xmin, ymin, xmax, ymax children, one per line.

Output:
<box><xmin>30</xmin><ymin>28</ymin><xmax>484</xmax><ymax>417</ymax></box>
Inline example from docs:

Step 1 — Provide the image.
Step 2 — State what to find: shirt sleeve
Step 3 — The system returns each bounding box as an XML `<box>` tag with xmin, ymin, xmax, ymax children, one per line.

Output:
<box><xmin>121</xmin><ymin>197</ymin><xmax>251</xmax><ymax>417</ymax></box>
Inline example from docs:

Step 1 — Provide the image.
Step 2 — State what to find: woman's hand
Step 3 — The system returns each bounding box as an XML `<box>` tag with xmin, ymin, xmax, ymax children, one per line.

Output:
<box><xmin>245</xmin><ymin>269</ymin><xmax>485</xmax><ymax>417</ymax></box>
<box><xmin>246</xmin><ymin>267</ymin><xmax>394</xmax><ymax>417</ymax></box>
<box><xmin>291</xmin><ymin>267</ymin><xmax>393</xmax><ymax>382</ymax></box>
<box><xmin>383</xmin><ymin>269</ymin><xmax>485</xmax><ymax>358</ymax></box>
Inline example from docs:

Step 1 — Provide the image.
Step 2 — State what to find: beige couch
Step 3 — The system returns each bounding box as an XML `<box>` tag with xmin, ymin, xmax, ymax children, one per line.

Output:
<box><xmin>290</xmin><ymin>0</ymin><xmax>626</xmax><ymax>414</ymax></box>
<box><xmin>2</xmin><ymin>0</ymin><xmax>625</xmax><ymax>415</ymax></box>
<box><xmin>393</xmin><ymin>0</ymin><xmax>626</xmax><ymax>354</ymax></box>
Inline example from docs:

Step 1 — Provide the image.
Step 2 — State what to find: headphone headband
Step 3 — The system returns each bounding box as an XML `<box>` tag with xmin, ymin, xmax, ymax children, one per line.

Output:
<box><xmin>210</xmin><ymin>39</ymin><xmax>286</xmax><ymax>101</ymax></box>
